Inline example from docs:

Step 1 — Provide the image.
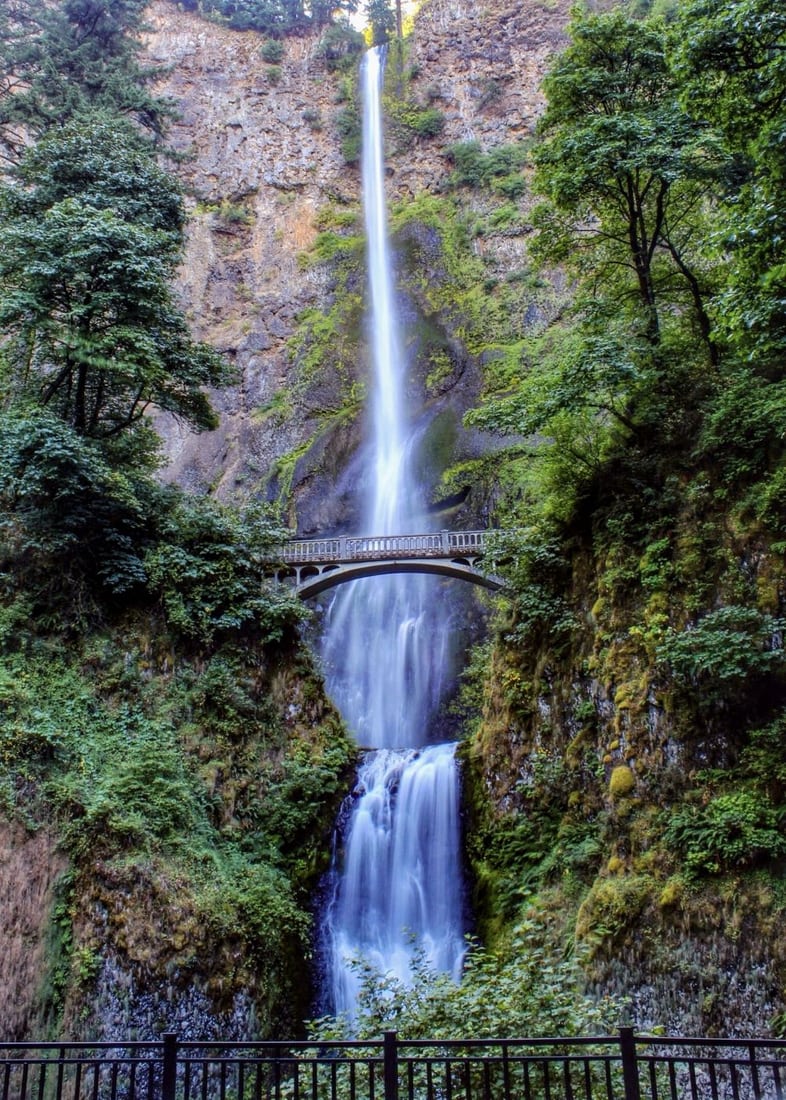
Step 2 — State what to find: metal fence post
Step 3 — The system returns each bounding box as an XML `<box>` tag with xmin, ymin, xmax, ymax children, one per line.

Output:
<box><xmin>619</xmin><ymin>1028</ymin><xmax>641</xmax><ymax>1100</ymax></box>
<box><xmin>384</xmin><ymin>1031</ymin><xmax>399</xmax><ymax>1100</ymax></box>
<box><xmin>162</xmin><ymin>1032</ymin><xmax>178</xmax><ymax>1100</ymax></box>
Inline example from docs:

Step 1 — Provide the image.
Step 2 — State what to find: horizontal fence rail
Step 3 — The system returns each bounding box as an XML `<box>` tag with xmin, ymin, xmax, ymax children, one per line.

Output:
<box><xmin>4</xmin><ymin>1031</ymin><xmax>786</xmax><ymax>1100</ymax></box>
<box><xmin>280</xmin><ymin>531</ymin><xmax>491</xmax><ymax>565</ymax></box>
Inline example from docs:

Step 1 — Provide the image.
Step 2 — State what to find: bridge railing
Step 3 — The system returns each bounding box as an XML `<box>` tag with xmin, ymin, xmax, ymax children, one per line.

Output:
<box><xmin>4</xmin><ymin>1031</ymin><xmax>786</xmax><ymax>1100</ymax></box>
<box><xmin>281</xmin><ymin>530</ymin><xmax>489</xmax><ymax>564</ymax></box>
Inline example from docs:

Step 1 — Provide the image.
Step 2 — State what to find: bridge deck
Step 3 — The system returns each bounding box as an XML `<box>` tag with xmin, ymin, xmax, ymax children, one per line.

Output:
<box><xmin>281</xmin><ymin>530</ymin><xmax>488</xmax><ymax>565</ymax></box>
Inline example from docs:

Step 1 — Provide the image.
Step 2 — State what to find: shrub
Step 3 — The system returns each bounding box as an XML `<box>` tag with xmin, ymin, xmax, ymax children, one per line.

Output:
<box><xmin>259</xmin><ymin>39</ymin><xmax>284</xmax><ymax>62</ymax></box>
<box><xmin>310</xmin><ymin>918</ymin><xmax>616</xmax><ymax>1041</ymax></box>
<box><xmin>408</xmin><ymin>107</ymin><xmax>445</xmax><ymax>138</ymax></box>
<box><xmin>664</xmin><ymin>789</ymin><xmax>786</xmax><ymax>876</ymax></box>
<box><xmin>336</xmin><ymin>107</ymin><xmax>361</xmax><ymax>164</ymax></box>
<box><xmin>144</xmin><ymin>498</ymin><xmax>305</xmax><ymax>645</ymax></box>
<box><xmin>315</xmin><ymin>22</ymin><xmax>364</xmax><ymax>72</ymax></box>
<box><xmin>657</xmin><ymin>605</ymin><xmax>786</xmax><ymax>686</ymax></box>
<box><xmin>302</xmin><ymin>108</ymin><xmax>323</xmax><ymax>131</ymax></box>
<box><xmin>446</xmin><ymin>141</ymin><xmax>528</xmax><ymax>194</ymax></box>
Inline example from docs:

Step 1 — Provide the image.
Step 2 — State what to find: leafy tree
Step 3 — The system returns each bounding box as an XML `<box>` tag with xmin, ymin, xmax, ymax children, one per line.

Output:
<box><xmin>178</xmin><ymin>0</ymin><xmax>357</xmax><ymax>34</ymax></box>
<box><xmin>532</xmin><ymin>8</ymin><xmax>723</xmax><ymax>359</ymax></box>
<box><xmin>366</xmin><ymin>0</ymin><xmax>395</xmax><ymax>45</ymax></box>
<box><xmin>0</xmin><ymin>409</ymin><xmax>155</xmax><ymax>597</ymax></box>
<box><xmin>0</xmin><ymin>0</ymin><xmax>171</xmax><ymax>156</ymax></box>
<box><xmin>144</xmin><ymin>497</ymin><xmax>306</xmax><ymax>645</ymax></box>
<box><xmin>673</xmin><ymin>0</ymin><xmax>786</xmax><ymax>367</ymax></box>
<box><xmin>0</xmin><ymin>118</ymin><xmax>230</xmax><ymax>439</ymax></box>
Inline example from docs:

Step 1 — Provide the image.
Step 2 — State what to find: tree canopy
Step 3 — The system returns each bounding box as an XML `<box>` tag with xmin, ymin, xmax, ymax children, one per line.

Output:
<box><xmin>0</xmin><ymin>118</ymin><xmax>230</xmax><ymax>440</ymax></box>
<box><xmin>0</xmin><ymin>0</ymin><xmax>172</xmax><ymax>158</ymax></box>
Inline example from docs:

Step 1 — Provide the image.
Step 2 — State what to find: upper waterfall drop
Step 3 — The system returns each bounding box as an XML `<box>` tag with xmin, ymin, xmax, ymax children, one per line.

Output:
<box><xmin>319</xmin><ymin>45</ymin><xmax>467</xmax><ymax>1022</ymax></box>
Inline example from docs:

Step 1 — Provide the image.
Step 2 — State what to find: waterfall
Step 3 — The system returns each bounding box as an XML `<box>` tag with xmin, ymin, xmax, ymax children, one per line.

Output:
<box><xmin>319</xmin><ymin>46</ymin><xmax>466</xmax><ymax>1021</ymax></box>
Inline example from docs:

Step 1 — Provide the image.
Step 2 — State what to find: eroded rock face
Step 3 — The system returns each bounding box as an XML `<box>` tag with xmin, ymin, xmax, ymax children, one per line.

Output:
<box><xmin>144</xmin><ymin>0</ymin><xmax>571</xmax><ymax>528</ymax></box>
<box><xmin>390</xmin><ymin>0</ymin><xmax>568</xmax><ymax>200</ymax></box>
<box><xmin>145</xmin><ymin>3</ymin><xmax>360</xmax><ymax>501</ymax></box>
<box><xmin>0</xmin><ymin>824</ymin><xmax>67</xmax><ymax>1039</ymax></box>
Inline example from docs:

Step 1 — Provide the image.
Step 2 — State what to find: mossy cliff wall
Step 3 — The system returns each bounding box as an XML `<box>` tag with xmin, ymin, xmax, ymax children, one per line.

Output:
<box><xmin>0</xmin><ymin>614</ymin><xmax>354</xmax><ymax>1041</ymax></box>
<box><xmin>460</xmin><ymin>495</ymin><xmax>786</xmax><ymax>1036</ymax></box>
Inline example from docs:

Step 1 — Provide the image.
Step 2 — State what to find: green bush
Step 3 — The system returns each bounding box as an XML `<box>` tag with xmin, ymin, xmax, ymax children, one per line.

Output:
<box><xmin>310</xmin><ymin>918</ymin><xmax>617</xmax><ymax>1041</ymax></box>
<box><xmin>446</xmin><ymin>141</ymin><xmax>528</xmax><ymax>195</ymax></box>
<box><xmin>664</xmin><ymin>789</ymin><xmax>786</xmax><ymax>876</ymax></box>
<box><xmin>390</xmin><ymin>104</ymin><xmax>445</xmax><ymax>143</ymax></box>
<box><xmin>144</xmin><ymin>498</ymin><xmax>306</xmax><ymax>645</ymax></box>
<box><xmin>657</xmin><ymin>606</ymin><xmax>786</xmax><ymax>686</ymax></box>
<box><xmin>302</xmin><ymin>108</ymin><xmax>323</xmax><ymax>131</ymax></box>
<box><xmin>335</xmin><ymin>107</ymin><xmax>361</xmax><ymax>165</ymax></box>
<box><xmin>0</xmin><ymin>409</ymin><xmax>153</xmax><ymax>597</ymax></box>
<box><xmin>259</xmin><ymin>39</ymin><xmax>284</xmax><ymax>62</ymax></box>
<box><xmin>315</xmin><ymin>22</ymin><xmax>364</xmax><ymax>72</ymax></box>
<box><xmin>408</xmin><ymin>107</ymin><xmax>445</xmax><ymax>138</ymax></box>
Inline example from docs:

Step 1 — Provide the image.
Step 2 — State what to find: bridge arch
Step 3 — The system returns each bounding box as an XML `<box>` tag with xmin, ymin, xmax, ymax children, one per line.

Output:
<box><xmin>291</xmin><ymin>558</ymin><xmax>506</xmax><ymax>600</ymax></box>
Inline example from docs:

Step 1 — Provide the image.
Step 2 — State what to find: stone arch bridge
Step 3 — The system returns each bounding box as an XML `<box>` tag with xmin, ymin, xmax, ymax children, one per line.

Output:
<box><xmin>277</xmin><ymin>530</ymin><xmax>506</xmax><ymax>599</ymax></box>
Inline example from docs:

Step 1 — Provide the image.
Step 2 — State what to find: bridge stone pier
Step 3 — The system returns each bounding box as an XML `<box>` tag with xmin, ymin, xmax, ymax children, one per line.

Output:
<box><xmin>277</xmin><ymin>530</ymin><xmax>506</xmax><ymax>599</ymax></box>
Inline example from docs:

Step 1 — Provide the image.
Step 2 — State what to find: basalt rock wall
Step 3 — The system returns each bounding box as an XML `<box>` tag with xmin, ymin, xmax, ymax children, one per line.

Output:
<box><xmin>145</xmin><ymin>0</ymin><xmax>571</xmax><ymax>532</ymax></box>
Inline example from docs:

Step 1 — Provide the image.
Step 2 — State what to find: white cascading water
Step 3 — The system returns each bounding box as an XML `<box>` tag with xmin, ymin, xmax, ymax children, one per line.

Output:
<box><xmin>320</xmin><ymin>46</ymin><xmax>466</xmax><ymax>1020</ymax></box>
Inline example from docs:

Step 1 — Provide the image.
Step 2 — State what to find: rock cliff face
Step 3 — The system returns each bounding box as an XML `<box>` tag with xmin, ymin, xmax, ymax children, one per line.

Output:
<box><xmin>144</xmin><ymin>0</ymin><xmax>571</xmax><ymax>530</ymax></box>
<box><xmin>0</xmin><ymin>825</ymin><xmax>66</xmax><ymax>1040</ymax></box>
<box><xmin>144</xmin><ymin>3</ymin><xmax>359</xmax><ymax>501</ymax></box>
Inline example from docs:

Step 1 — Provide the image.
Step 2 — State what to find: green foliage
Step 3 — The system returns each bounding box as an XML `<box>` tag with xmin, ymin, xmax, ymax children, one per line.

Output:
<box><xmin>144</xmin><ymin>498</ymin><xmax>306</xmax><ymax>645</ymax></box>
<box><xmin>199</xmin><ymin>853</ymin><xmax>310</xmax><ymax>960</ymax></box>
<box><xmin>0</xmin><ymin>117</ymin><xmax>231</xmax><ymax>440</ymax></box>
<box><xmin>575</xmin><ymin>874</ymin><xmax>650</xmax><ymax>955</ymax></box>
<box><xmin>485</xmin><ymin>530</ymin><xmax>576</xmax><ymax>648</ymax></box>
<box><xmin>365</xmin><ymin>0</ymin><xmax>396</xmax><ymax>45</ymax></box>
<box><xmin>311</xmin><ymin>919</ymin><xmax>616</xmax><ymax>1040</ymax></box>
<box><xmin>739</xmin><ymin>715</ymin><xmax>786</xmax><ymax>801</ymax></box>
<box><xmin>0</xmin><ymin>409</ymin><xmax>153</xmax><ymax>596</ymax></box>
<box><xmin>250</xmin><ymin>742</ymin><xmax>355</xmax><ymax>865</ymax></box>
<box><xmin>68</xmin><ymin>726</ymin><xmax>204</xmax><ymax>853</ymax></box>
<box><xmin>445</xmin><ymin>141</ymin><xmax>528</xmax><ymax>197</ymax></box>
<box><xmin>0</xmin><ymin>615</ymin><xmax>351</xmax><ymax>1031</ymax></box>
<box><xmin>657</xmin><ymin>606</ymin><xmax>786</xmax><ymax>687</ymax></box>
<box><xmin>389</xmin><ymin>103</ymin><xmax>445</xmax><ymax>141</ymax></box>
<box><xmin>672</xmin><ymin>0</ymin><xmax>786</xmax><ymax>368</ymax></box>
<box><xmin>336</xmin><ymin>105</ymin><xmax>361</xmax><ymax>164</ymax></box>
<box><xmin>532</xmin><ymin>7</ymin><xmax>722</xmax><ymax>353</ymax></box>
<box><xmin>0</xmin><ymin>0</ymin><xmax>172</xmax><ymax>149</ymax></box>
<box><xmin>664</xmin><ymin>790</ymin><xmax>786</xmax><ymax>877</ymax></box>
<box><xmin>307</xmin><ymin>230</ymin><xmax>364</xmax><ymax>265</ymax></box>
<box><xmin>482</xmin><ymin>769</ymin><xmax>603</xmax><ymax>918</ymax></box>
<box><xmin>259</xmin><ymin>38</ymin><xmax>284</xmax><ymax>62</ymax></box>
<box><xmin>315</xmin><ymin>22</ymin><xmax>364</xmax><ymax>73</ymax></box>
<box><xmin>302</xmin><ymin>107</ymin><xmax>323</xmax><ymax>131</ymax></box>
<box><xmin>178</xmin><ymin>0</ymin><xmax>356</xmax><ymax>33</ymax></box>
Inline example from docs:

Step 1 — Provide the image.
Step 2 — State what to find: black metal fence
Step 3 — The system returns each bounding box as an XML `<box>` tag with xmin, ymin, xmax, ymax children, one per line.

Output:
<box><xmin>3</xmin><ymin>1030</ymin><xmax>786</xmax><ymax>1100</ymax></box>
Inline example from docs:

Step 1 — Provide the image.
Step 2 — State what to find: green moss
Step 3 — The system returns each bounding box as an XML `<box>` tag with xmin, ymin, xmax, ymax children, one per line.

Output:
<box><xmin>252</xmin><ymin>389</ymin><xmax>293</xmax><ymax>426</ymax></box>
<box><xmin>300</xmin><ymin>230</ymin><xmax>364</xmax><ymax>267</ymax></box>
<box><xmin>574</xmin><ymin>874</ymin><xmax>650</xmax><ymax>956</ymax></box>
